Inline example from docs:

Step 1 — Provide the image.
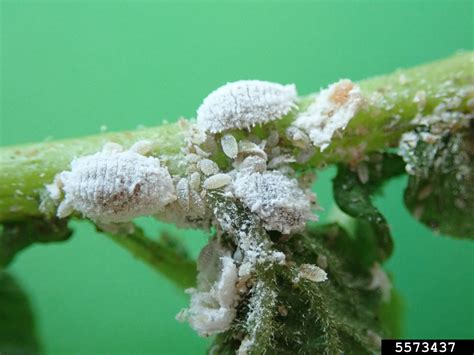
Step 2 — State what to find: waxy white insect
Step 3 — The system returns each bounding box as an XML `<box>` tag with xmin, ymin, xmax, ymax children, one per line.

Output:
<box><xmin>286</xmin><ymin>126</ymin><xmax>311</xmax><ymax>149</ymax></box>
<box><xmin>189</xmin><ymin>172</ymin><xmax>201</xmax><ymax>191</ymax></box>
<box><xmin>232</xmin><ymin>170</ymin><xmax>316</xmax><ymax>234</ymax></box>
<box><xmin>266</xmin><ymin>130</ymin><xmax>280</xmax><ymax>148</ymax></box>
<box><xmin>178</xmin><ymin>240</ymin><xmax>238</xmax><ymax>336</ymax></box>
<box><xmin>294</xmin><ymin>264</ymin><xmax>328</xmax><ymax>283</ymax></box>
<box><xmin>197</xmin><ymin>80</ymin><xmax>298</xmax><ymax>133</ymax></box>
<box><xmin>48</xmin><ymin>141</ymin><xmax>176</xmax><ymax>223</ymax></box>
<box><xmin>294</xmin><ymin>79</ymin><xmax>362</xmax><ymax>151</ymax></box>
<box><xmin>198</xmin><ymin>159</ymin><xmax>219</xmax><ymax>176</ymax></box>
<box><xmin>238</xmin><ymin>140</ymin><xmax>268</xmax><ymax>160</ymax></box>
<box><xmin>238</xmin><ymin>155</ymin><xmax>267</xmax><ymax>173</ymax></box>
<box><xmin>176</xmin><ymin>178</ymin><xmax>191</xmax><ymax>210</ymax></box>
<box><xmin>221</xmin><ymin>134</ymin><xmax>238</xmax><ymax>159</ymax></box>
<box><xmin>175</xmin><ymin>176</ymin><xmax>206</xmax><ymax>214</ymax></box>
<box><xmin>203</xmin><ymin>173</ymin><xmax>232</xmax><ymax>190</ymax></box>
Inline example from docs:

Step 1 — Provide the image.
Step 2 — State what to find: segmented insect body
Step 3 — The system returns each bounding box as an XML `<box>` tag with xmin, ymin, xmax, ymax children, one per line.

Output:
<box><xmin>232</xmin><ymin>170</ymin><xmax>315</xmax><ymax>234</ymax></box>
<box><xmin>53</xmin><ymin>144</ymin><xmax>176</xmax><ymax>223</ymax></box>
<box><xmin>238</xmin><ymin>140</ymin><xmax>268</xmax><ymax>160</ymax></box>
<box><xmin>238</xmin><ymin>155</ymin><xmax>267</xmax><ymax>173</ymax></box>
<box><xmin>176</xmin><ymin>178</ymin><xmax>191</xmax><ymax>210</ymax></box>
<box><xmin>189</xmin><ymin>172</ymin><xmax>201</xmax><ymax>191</ymax></box>
<box><xmin>266</xmin><ymin>130</ymin><xmax>280</xmax><ymax>148</ymax></box>
<box><xmin>182</xmin><ymin>240</ymin><xmax>238</xmax><ymax>336</ymax></box>
<box><xmin>197</xmin><ymin>80</ymin><xmax>298</xmax><ymax>133</ymax></box>
<box><xmin>221</xmin><ymin>134</ymin><xmax>238</xmax><ymax>159</ymax></box>
<box><xmin>203</xmin><ymin>174</ymin><xmax>232</xmax><ymax>190</ymax></box>
<box><xmin>198</xmin><ymin>159</ymin><xmax>219</xmax><ymax>176</ymax></box>
<box><xmin>295</xmin><ymin>264</ymin><xmax>328</xmax><ymax>283</ymax></box>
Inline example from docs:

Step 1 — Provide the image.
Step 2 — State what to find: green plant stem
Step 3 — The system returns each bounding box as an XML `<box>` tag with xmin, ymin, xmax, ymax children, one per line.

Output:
<box><xmin>313</xmin><ymin>51</ymin><xmax>473</xmax><ymax>167</ymax></box>
<box><xmin>101</xmin><ymin>225</ymin><xmax>197</xmax><ymax>289</ymax></box>
<box><xmin>0</xmin><ymin>52</ymin><xmax>472</xmax><ymax>222</ymax></box>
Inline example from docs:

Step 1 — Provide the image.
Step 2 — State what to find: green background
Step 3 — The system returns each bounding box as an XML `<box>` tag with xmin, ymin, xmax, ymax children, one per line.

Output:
<box><xmin>1</xmin><ymin>1</ymin><xmax>473</xmax><ymax>354</ymax></box>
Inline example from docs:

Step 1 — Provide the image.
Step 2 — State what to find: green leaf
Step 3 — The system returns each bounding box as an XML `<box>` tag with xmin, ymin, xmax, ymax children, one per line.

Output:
<box><xmin>403</xmin><ymin>129</ymin><xmax>474</xmax><ymax>239</ymax></box>
<box><xmin>0</xmin><ymin>217</ymin><xmax>72</xmax><ymax>268</ymax></box>
<box><xmin>212</xmin><ymin>224</ymin><xmax>400</xmax><ymax>354</ymax></box>
<box><xmin>0</xmin><ymin>272</ymin><xmax>40</xmax><ymax>355</ymax></box>
<box><xmin>378</xmin><ymin>287</ymin><xmax>404</xmax><ymax>339</ymax></box>
<box><xmin>332</xmin><ymin>153</ymin><xmax>405</xmax><ymax>263</ymax></box>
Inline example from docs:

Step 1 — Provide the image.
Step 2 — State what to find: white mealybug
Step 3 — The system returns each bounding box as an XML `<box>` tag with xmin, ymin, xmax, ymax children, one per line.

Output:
<box><xmin>293</xmin><ymin>264</ymin><xmax>328</xmax><ymax>283</ymax></box>
<box><xmin>294</xmin><ymin>79</ymin><xmax>362</xmax><ymax>151</ymax></box>
<box><xmin>203</xmin><ymin>174</ymin><xmax>232</xmax><ymax>190</ymax></box>
<box><xmin>176</xmin><ymin>178</ymin><xmax>191</xmax><ymax>210</ymax></box>
<box><xmin>286</xmin><ymin>126</ymin><xmax>311</xmax><ymax>149</ymax></box>
<box><xmin>266</xmin><ymin>130</ymin><xmax>280</xmax><ymax>148</ymax></box>
<box><xmin>189</xmin><ymin>172</ymin><xmax>201</xmax><ymax>191</ymax></box>
<box><xmin>232</xmin><ymin>170</ymin><xmax>316</xmax><ymax>234</ymax></box>
<box><xmin>238</xmin><ymin>155</ymin><xmax>267</xmax><ymax>173</ymax></box>
<box><xmin>221</xmin><ymin>134</ymin><xmax>238</xmax><ymax>159</ymax></box>
<box><xmin>198</xmin><ymin>159</ymin><xmax>219</xmax><ymax>176</ymax></box>
<box><xmin>47</xmin><ymin>141</ymin><xmax>176</xmax><ymax>223</ymax></box>
<box><xmin>176</xmin><ymin>176</ymin><xmax>206</xmax><ymax>213</ymax></box>
<box><xmin>197</xmin><ymin>80</ymin><xmax>298</xmax><ymax>133</ymax></box>
<box><xmin>178</xmin><ymin>239</ymin><xmax>238</xmax><ymax>336</ymax></box>
<box><xmin>238</xmin><ymin>140</ymin><xmax>268</xmax><ymax>161</ymax></box>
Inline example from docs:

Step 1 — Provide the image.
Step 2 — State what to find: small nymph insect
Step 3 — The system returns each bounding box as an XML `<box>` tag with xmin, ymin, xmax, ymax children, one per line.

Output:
<box><xmin>198</xmin><ymin>159</ymin><xmax>219</xmax><ymax>176</ymax></box>
<box><xmin>203</xmin><ymin>173</ymin><xmax>232</xmax><ymax>190</ymax></box>
<box><xmin>221</xmin><ymin>134</ymin><xmax>238</xmax><ymax>159</ymax></box>
<box><xmin>197</xmin><ymin>80</ymin><xmax>298</xmax><ymax>133</ymax></box>
<box><xmin>47</xmin><ymin>141</ymin><xmax>176</xmax><ymax>224</ymax></box>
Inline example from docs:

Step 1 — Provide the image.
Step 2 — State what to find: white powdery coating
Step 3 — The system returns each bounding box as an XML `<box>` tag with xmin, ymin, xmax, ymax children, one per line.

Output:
<box><xmin>294</xmin><ymin>79</ymin><xmax>362</xmax><ymax>151</ymax></box>
<box><xmin>237</xmin><ymin>280</ymin><xmax>277</xmax><ymax>355</ymax></box>
<box><xmin>398</xmin><ymin>131</ymin><xmax>421</xmax><ymax>175</ymax></box>
<box><xmin>197</xmin><ymin>80</ymin><xmax>298</xmax><ymax>133</ymax></box>
<box><xmin>52</xmin><ymin>149</ymin><xmax>176</xmax><ymax>223</ymax></box>
<box><xmin>232</xmin><ymin>170</ymin><xmax>315</xmax><ymax>234</ymax></box>
<box><xmin>183</xmin><ymin>241</ymin><xmax>239</xmax><ymax>337</ymax></box>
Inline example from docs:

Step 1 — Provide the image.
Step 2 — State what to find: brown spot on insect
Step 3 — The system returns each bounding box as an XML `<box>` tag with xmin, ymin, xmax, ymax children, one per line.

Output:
<box><xmin>329</xmin><ymin>80</ymin><xmax>354</xmax><ymax>106</ymax></box>
<box><xmin>294</xmin><ymin>79</ymin><xmax>362</xmax><ymax>151</ymax></box>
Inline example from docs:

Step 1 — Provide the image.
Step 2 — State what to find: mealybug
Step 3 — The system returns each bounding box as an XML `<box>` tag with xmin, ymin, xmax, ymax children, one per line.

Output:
<box><xmin>197</xmin><ymin>80</ymin><xmax>297</xmax><ymax>133</ymax></box>
<box><xmin>47</xmin><ymin>142</ymin><xmax>176</xmax><ymax>223</ymax></box>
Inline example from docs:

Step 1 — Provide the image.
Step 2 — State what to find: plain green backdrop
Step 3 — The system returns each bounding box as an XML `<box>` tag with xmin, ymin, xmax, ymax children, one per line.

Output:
<box><xmin>1</xmin><ymin>1</ymin><xmax>473</xmax><ymax>354</ymax></box>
